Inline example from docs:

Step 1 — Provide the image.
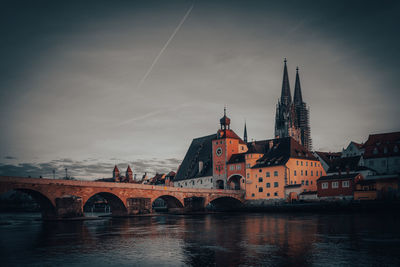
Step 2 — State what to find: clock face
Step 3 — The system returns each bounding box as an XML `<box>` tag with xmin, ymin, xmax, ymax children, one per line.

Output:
<box><xmin>216</xmin><ymin>147</ymin><xmax>223</xmax><ymax>157</ymax></box>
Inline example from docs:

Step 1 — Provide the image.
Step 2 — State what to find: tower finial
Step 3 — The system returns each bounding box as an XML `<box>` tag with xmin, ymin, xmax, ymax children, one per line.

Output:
<box><xmin>243</xmin><ymin>119</ymin><xmax>248</xmax><ymax>143</ymax></box>
<box><xmin>284</xmin><ymin>58</ymin><xmax>287</xmax><ymax>64</ymax></box>
<box><xmin>224</xmin><ymin>105</ymin><xmax>226</xmax><ymax>116</ymax></box>
<box><xmin>296</xmin><ymin>66</ymin><xmax>299</xmax><ymax>72</ymax></box>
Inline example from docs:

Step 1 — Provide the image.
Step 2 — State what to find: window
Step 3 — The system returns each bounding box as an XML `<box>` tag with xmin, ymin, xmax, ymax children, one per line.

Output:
<box><xmin>274</xmin><ymin>192</ymin><xmax>278</xmax><ymax>196</ymax></box>
<box><xmin>274</xmin><ymin>182</ymin><xmax>279</xmax><ymax>187</ymax></box>
<box><xmin>373</xmin><ymin>147</ymin><xmax>378</xmax><ymax>154</ymax></box>
<box><xmin>297</xmin><ymin>161</ymin><xmax>299</xmax><ymax>166</ymax></box>
<box><xmin>259</xmin><ymin>187</ymin><xmax>263</xmax><ymax>192</ymax></box>
<box><xmin>306</xmin><ymin>162</ymin><xmax>308</xmax><ymax>166</ymax></box>
<box><xmin>266</xmin><ymin>183</ymin><xmax>271</xmax><ymax>188</ymax></box>
<box><xmin>242</xmin><ymin>179</ymin><xmax>244</xmax><ymax>183</ymax></box>
<box><xmin>394</xmin><ymin>145</ymin><xmax>399</xmax><ymax>153</ymax></box>
<box><xmin>301</xmin><ymin>161</ymin><xmax>303</xmax><ymax>166</ymax></box>
<box><xmin>305</xmin><ymin>170</ymin><xmax>308</xmax><ymax>176</ymax></box>
<box><xmin>301</xmin><ymin>180</ymin><xmax>304</xmax><ymax>185</ymax></box>
<box><xmin>306</xmin><ymin>180</ymin><xmax>309</xmax><ymax>185</ymax></box>
<box><xmin>311</xmin><ymin>171</ymin><xmax>313</xmax><ymax>176</ymax></box>
<box><xmin>301</xmin><ymin>170</ymin><xmax>303</xmax><ymax>176</ymax></box>
<box><xmin>251</xmin><ymin>193</ymin><xmax>255</xmax><ymax>197</ymax></box>
<box><xmin>267</xmin><ymin>193</ymin><xmax>270</xmax><ymax>197</ymax></box>
<box><xmin>211</xmin><ymin>179</ymin><xmax>213</xmax><ymax>182</ymax></box>
<box><xmin>384</xmin><ymin>147</ymin><xmax>388</xmax><ymax>154</ymax></box>
<box><xmin>274</xmin><ymin>171</ymin><xmax>278</xmax><ymax>176</ymax></box>
<box><xmin>332</xmin><ymin>181</ymin><xmax>339</xmax><ymax>188</ymax></box>
<box><xmin>247</xmin><ymin>164</ymin><xmax>251</xmax><ymax>168</ymax></box>
<box><xmin>259</xmin><ymin>169</ymin><xmax>262</xmax><ymax>173</ymax></box>
<box><xmin>258</xmin><ymin>177</ymin><xmax>263</xmax><ymax>182</ymax></box>
<box><xmin>322</xmin><ymin>182</ymin><xmax>328</xmax><ymax>189</ymax></box>
<box><xmin>266</xmin><ymin>172</ymin><xmax>270</xmax><ymax>177</ymax></box>
<box><xmin>294</xmin><ymin>170</ymin><xmax>297</xmax><ymax>176</ymax></box>
<box><xmin>316</xmin><ymin>171</ymin><xmax>318</xmax><ymax>176</ymax></box>
<box><xmin>342</xmin><ymin>181</ymin><xmax>350</xmax><ymax>187</ymax></box>
<box><xmin>236</xmin><ymin>164</ymin><xmax>241</xmax><ymax>170</ymax></box>
<box><xmin>311</xmin><ymin>162</ymin><xmax>313</xmax><ymax>167</ymax></box>
<box><xmin>311</xmin><ymin>181</ymin><xmax>313</xmax><ymax>185</ymax></box>
<box><xmin>247</xmin><ymin>173</ymin><xmax>249</xmax><ymax>178</ymax></box>
<box><xmin>229</xmin><ymin>165</ymin><xmax>234</xmax><ymax>171</ymax></box>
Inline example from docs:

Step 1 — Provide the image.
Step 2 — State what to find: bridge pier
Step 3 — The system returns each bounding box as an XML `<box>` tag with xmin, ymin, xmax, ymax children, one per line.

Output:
<box><xmin>127</xmin><ymin>197</ymin><xmax>152</xmax><ymax>215</ymax></box>
<box><xmin>184</xmin><ymin>197</ymin><xmax>205</xmax><ymax>212</ymax></box>
<box><xmin>55</xmin><ymin>195</ymin><xmax>84</xmax><ymax>218</ymax></box>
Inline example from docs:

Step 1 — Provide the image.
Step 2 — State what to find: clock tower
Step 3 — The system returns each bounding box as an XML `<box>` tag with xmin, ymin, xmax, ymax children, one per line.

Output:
<box><xmin>212</xmin><ymin>107</ymin><xmax>246</xmax><ymax>189</ymax></box>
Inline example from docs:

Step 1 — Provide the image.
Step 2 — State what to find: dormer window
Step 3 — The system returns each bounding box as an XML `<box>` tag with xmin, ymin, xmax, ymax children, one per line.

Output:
<box><xmin>394</xmin><ymin>146</ymin><xmax>399</xmax><ymax>153</ymax></box>
<box><xmin>373</xmin><ymin>147</ymin><xmax>378</xmax><ymax>155</ymax></box>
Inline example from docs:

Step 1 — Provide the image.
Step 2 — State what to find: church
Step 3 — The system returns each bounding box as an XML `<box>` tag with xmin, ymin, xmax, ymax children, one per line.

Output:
<box><xmin>173</xmin><ymin>59</ymin><xmax>325</xmax><ymax>202</ymax></box>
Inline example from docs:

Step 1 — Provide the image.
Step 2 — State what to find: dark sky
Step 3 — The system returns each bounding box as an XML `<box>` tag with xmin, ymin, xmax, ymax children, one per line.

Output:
<box><xmin>1</xmin><ymin>0</ymin><xmax>399</xmax><ymax>179</ymax></box>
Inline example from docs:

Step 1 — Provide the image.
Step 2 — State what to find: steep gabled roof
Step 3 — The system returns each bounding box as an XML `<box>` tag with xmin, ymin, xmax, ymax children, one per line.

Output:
<box><xmin>246</xmin><ymin>140</ymin><xmax>269</xmax><ymax>154</ymax></box>
<box><xmin>363</xmin><ymin>131</ymin><xmax>400</xmax><ymax>159</ymax></box>
<box><xmin>217</xmin><ymin>129</ymin><xmax>246</xmax><ymax>144</ymax></box>
<box><xmin>327</xmin><ymin>156</ymin><xmax>362</xmax><ymax>173</ymax></box>
<box><xmin>227</xmin><ymin>153</ymin><xmax>245</xmax><ymax>164</ymax></box>
<box><xmin>315</xmin><ymin>151</ymin><xmax>342</xmax><ymax>168</ymax></box>
<box><xmin>252</xmin><ymin>137</ymin><xmax>316</xmax><ymax>168</ymax></box>
<box><xmin>174</xmin><ymin>133</ymin><xmax>216</xmax><ymax>181</ymax></box>
<box><xmin>317</xmin><ymin>173</ymin><xmax>360</xmax><ymax>181</ymax></box>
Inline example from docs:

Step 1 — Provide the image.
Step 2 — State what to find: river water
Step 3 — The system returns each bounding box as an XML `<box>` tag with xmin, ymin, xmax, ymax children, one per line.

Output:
<box><xmin>0</xmin><ymin>212</ymin><xmax>399</xmax><ymax>266</ymax></box>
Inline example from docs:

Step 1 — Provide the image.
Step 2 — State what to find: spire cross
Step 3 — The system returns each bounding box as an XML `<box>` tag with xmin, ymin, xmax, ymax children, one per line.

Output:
<box><xmin>284</xmin><ymin>58</ymin><xmax>287</xmax><ymax>63</ymax></box>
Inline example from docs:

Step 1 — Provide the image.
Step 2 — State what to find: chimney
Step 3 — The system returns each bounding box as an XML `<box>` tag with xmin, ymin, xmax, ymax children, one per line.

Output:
<box><xmin>199</xmin><ymin>161</ymin><xmax>203</xmax><ymax>174</ymax></box>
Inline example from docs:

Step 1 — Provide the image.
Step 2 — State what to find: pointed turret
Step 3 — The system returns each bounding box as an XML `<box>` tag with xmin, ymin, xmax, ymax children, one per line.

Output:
<box><xmin>294</xmin><ymin>66</ymin><xmax>303</xmax><ymax>105</ymax></box>
<box><xmin>113</xmin><ymin>165</ymin><xmax>120</xmax><ymax>180</ymax></box>
<box><xmin>219</xmin><ymin>106</ymin><xmax>231</xmax><ymax>130</ymax></box>
<box><xmin>243</xmin><ymin>121</ymin><xmax>248</xmax><ymax>143</ymax></box>
<box><xmin>126</xmin><ymin>165</ymin><xmax>133</xmax><ymax>181</ymax></box>
<box><xmin>280</xmin><ymin>58</ymin><xmax>292</xmax><ymax>106</ymax></box>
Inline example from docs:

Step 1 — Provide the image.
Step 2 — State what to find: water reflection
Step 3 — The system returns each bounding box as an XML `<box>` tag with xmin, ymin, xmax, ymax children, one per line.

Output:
<box><xmin>1</xmin><ymin>212</ymin><xmax>400</xmax><ymax>266</ymax></box>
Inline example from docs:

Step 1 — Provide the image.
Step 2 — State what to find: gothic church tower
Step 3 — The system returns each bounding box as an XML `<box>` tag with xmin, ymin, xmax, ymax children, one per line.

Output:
<box><xmin>294</xmin><ymin>67</ymin><xmax>312</xmax><ymax>151</ymax></box>
<box><xmin>274</xmin><ymin>59</ymin><xmax>301</xmax><ymax>145</ymax></box>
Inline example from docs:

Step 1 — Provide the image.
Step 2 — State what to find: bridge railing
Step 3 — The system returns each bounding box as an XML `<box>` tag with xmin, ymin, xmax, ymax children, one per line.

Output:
<box><xmin>0</xmin><ymin>176</ymin><xmax>244</xmax><ymax>194</ymax></box>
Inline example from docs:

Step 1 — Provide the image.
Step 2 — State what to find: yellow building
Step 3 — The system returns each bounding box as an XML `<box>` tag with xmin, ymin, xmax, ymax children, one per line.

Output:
<box><xmin>245</xmin><ymin>137</ymin><xmax>325</xmax><ymax>202</ymax></box>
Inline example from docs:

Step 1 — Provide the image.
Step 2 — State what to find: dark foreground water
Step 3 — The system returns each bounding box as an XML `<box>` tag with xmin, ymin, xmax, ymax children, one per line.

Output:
<box><xmin>1</xmin><ymin>212</ymin><xmax>400</xmax><ymax>266</ymax></box>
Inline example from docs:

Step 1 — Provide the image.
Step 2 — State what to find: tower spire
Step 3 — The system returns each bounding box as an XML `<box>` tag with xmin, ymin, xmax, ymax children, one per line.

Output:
<box><xmin>280</xmin><ymin>58</ymin><xmax>291</xmax><ymax>105</ymax></box>
<box><xmin>243</xmin><ymin>120</ymin><xmax>248</xmax><ymax>143</ymax></box>
<box><xmin>294</xmin><ymin>66</ymin><xmax>303</xmax><ymax>104</ymax></box>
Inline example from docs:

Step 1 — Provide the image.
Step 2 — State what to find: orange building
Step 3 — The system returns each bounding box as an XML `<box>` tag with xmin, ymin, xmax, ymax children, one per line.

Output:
<box><xmin>245</xmin><ymin>137</ymin><xmax>325</xmax><ymax>202</ymax></box>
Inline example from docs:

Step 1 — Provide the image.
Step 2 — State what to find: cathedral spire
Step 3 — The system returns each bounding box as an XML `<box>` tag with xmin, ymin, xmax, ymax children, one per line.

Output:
<box><xmin>280</xmin><ymin>58</ymin><xmax>292</xmax><ymax>106</ymax></box>
<box><xmin>294</xmin><ymin>66</ymin><xmax>303</xmax><ymax>104</ymax></box>
<box><xmin>243</xmin><ymin>120</ymin><xmax>248</xmax><ymax>143</ymax></box>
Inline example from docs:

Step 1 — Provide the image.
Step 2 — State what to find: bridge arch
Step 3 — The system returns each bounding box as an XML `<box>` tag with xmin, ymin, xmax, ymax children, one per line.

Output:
<box><xmin>83</xmin><ymin>192</ymin><xmax>127</xmax><ymax>216</ymax></box>
<box><xmin>1</xmin><ymin>188</ymin><xmax>56</xmax><ymax>219</ymax></box>
<box><xmin>152</xmin><ymin>195</ymin><xmax>184</xmax><ymax>211</ymax></box>
<box><xmin>227</xmin><ymin>174</ymin><xmax>244</xmax><ymax>190</ymax></box>
<box><xmin>206</xmin><ymin>196</ymin><xmax>243</xmax><ymax>211</ymax></box>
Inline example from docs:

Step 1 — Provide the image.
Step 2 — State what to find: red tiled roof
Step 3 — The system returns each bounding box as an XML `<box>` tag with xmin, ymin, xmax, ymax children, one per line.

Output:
<box><xmin>217</xmin><ymin>129</ymin><xmax>246</xmax><ymax>144</ymax></box>
<box><xmin>363</xmin><ymin>131</ymin><xmax>400</xmax><ymax>158</ymax></box>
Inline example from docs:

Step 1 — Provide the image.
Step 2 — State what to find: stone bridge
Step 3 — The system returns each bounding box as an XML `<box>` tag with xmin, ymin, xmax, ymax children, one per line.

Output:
<box><xmin>0</xmin><ymin>176</ymin><xmax>244</xmax><ymax>219</ymax></box>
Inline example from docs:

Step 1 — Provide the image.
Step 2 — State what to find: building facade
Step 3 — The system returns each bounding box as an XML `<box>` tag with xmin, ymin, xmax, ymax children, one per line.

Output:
<box><xmin>363</xmin><ymin>132</ymin><xmax>400</xmax><ymax>175</ymax></box>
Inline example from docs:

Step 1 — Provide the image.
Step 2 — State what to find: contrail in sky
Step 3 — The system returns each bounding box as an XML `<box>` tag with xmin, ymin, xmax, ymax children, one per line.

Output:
<box><xmin>137</xmin><ymin>2</ymin><xmax>194</xmax><ymax>89</ymax></box>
